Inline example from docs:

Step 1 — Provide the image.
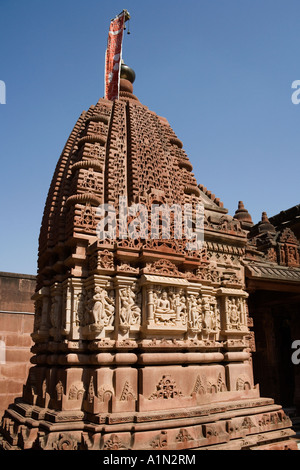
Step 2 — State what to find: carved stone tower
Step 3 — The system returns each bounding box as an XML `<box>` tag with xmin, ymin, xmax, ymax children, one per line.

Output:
<box><xmin>0</xmin><ymin>62</ymin><xmax>297</xmax><ymax>450</ymax></box>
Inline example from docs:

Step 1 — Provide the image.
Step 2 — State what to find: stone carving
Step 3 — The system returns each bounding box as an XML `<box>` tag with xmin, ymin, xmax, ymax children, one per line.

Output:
<box><xmin>52</xmin><ymin>433</ymin><xmax>79</xmax><ymax>451</ymax></box>
<box><xmin>226</xmin><ymin>420</ymin><xmax>240</xmax><ymax>435</ymax></box>
<box><xmin>89</xmin><ymin>250</ymin><xmax>114</xmax><ymax>272</ymax></box>
<box><xmin>195</xmin><ymin>263</ymin><xmax>220</xmax><ymax>283</ymax></box>
<box><xmin>87</xmin><ymin>376</ymin><xmax>95</xmax><ymax>404</ymax></box>
<box><xmin>203</xmin><ymin>424</ymin><xmax>218</xmax><ymax>438</ymax></box>
<box><xmin>56</xmin><ymin>381</ymin><xmax>63</xmax><ymax>401</ymax></box>
<box><xmin>117</xmin><ymin>262</ymin><xmax>139</xmax><ymax>273</ymax></box>
<box><xmin>192</xmin><ymin>375</ymin><xmax>206</xmax><ymax>395</ymax></box>
<box><xmin>236</xmin><ymin>375</ymin><xmax>251</xmax><ymax>391</ymax></box>
<box><xmin>41</xmin><ymin>378</ymin><xmax>47</xmax><ymax>400</ymax></box>
<box><xmin>144</xmin><ymin>259</ymin><xmax>182</xmax><ymax>277</ymax></box>
<box><xmin>68</xmin><ymin>383</ymin><xmax>85</xmax><ymax>401</ymax></box>
<box><xmin>50</xmin><ymin>296</ymin><xmax>61</xmax><ymax>331</ymax></box>
<box><xmin>241</xmin><ymin>417</ymin><xmax>255</xmax><ymax>430</ymax></box>
<box><xmin>97</xmin><ymin>385</ymin><xmax>114</xmax><ymax>403</ymax></box>
<box><xmin>226</xmin><ymin>297</ymin><xmax>247</xmax><ymax>330</ymax></box>
<box><xmin>218</xmin><ymin>216</ymin><xmax>243</xmax><ymax>234</ymax></box>
<box><xmin>105</xmin><ymin>101</ymin><xmax>127</xmax><ymax>204</ymax></box>
<box><xmin>152</xmin><ymin>286</ymin><xmax>187</xmax><ymax>326</ymax></box>
<box><xmin>80</xmin><ymin>169</ymin><xmax>102</xmax><ymax>192</ymax></box>
<box><xmin>82</xmin><ymin>286</ymin><xmax>115</xmax><ymax>332</ymax></box>
<box><xmin>76</xmin><ymin>203</ymin><xmax>97</xmax><ymax>232</ymax></box>
<box><xmin>187</xmin><ymin>294</ymin><xmax>202</xmax><ymax>331</ymax></box>
<box><xmin>103</xmin><ymin>434</ymin><xmax>127</xmax><ymax>450</ymax></box>
<box><xmin>186</xmin><ymin>294</ymin><xmax>220</xmax><ymax>336</ymax></box>
<box><xmin>279</xmin><ymin>228</ymin><xmax>298</xmax><ymax>245</ymax></box>
<box><xmin>216</xmin><ymin>373</ymin><xmax>227</xmax><ymax>392</ymax></box>
<box><xmin>202</xmin><ymin>296</ymin><xmax>218</xmax><ymax>334</ymax></box>
<box><xmin>119</xmin><ymin>284</ymin><xmax>141</xmax><ymax>331</ymax></box>
<box><xmin>258</xmin><ymin>414</ymin><xmax>270</xmax><ymax>427</ymax></box>
<box><xmin>191</xmin><ymin>373</ymin><xmax>226</xmax><ymax>396</ymax></box>
<box><xmin>33</xmin><ymin>298</ymin><xmax>43</xmax><ymax>332</ymax></box>
<box><xmin>75</xmin><ymin>291</ymin><xmax>86</xmax><ymax>326</ymax></box>
<box><xmin>149</xmin><ymin>375</ymin><xmax>183</xmax><ymax>400</ymax></box>
<box><xmin>150</xmin><ymin>431</ymin><xmax>168</xmax><ymax>449</ymax></box>
<box><xmin>120</xmin><ymin>381</ymin><xmax>137</xmax><ymax>401</ymax></box>
<box><xmin>176</xmin><ymin>428</ymin><xmax>194</xmax><ymax>443</ymax></box>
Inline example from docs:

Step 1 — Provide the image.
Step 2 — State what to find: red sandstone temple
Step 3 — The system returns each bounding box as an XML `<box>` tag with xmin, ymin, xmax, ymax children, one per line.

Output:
<box><xmin>0</xmin><ymin>16</ymin><xmax>299</xmax><ymax>450</ymax></box>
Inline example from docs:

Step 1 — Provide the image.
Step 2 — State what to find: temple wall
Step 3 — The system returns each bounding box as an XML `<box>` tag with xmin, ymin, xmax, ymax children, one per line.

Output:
<box><xmin>0</xmin><ymin>272</ymin><xmax>35</xmax><ymax>418</ymax></box>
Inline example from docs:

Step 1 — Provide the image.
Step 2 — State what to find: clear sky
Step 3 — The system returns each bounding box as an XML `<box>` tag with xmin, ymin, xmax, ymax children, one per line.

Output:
<box><xmin>0</xmin><ymin>0</ymin><xmax>299</xmax><ymax>275</ymax></box>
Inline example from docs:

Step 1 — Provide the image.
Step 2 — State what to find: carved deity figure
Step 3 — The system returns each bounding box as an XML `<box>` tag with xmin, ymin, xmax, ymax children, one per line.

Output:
<box><xmin>202</xmin><ymin>298</ymin><xmax>213</xmax><ymax>331</ymax></box>
<box><xmin>155</xmin><ymin>291</ymin><xmax>174</xmax><ymax>314</ymax></box>
<box><xmin>229</xmin><ymin>298</ymin><xmax>239</xmax><ymax>323</ymax></box>
<box><xmin>34</xmin><ymin>299</ymin><xmax>42</xmax><ymax>331</ymax></box>
<box><xmin>89</xmin><ymin>286</ymin><xmax>114</xmax><ymax>327</ymax></box>
<box><xmin>187</xmin><ymin>294</ymin><xmax>202</xmax><ymax>330</ymax></box>
<box><xmin>50</xmin><ymin>297</ymin><xmax>60</xmax><ymax>329</ymax></box>
<box><xmin>287</xmin><ymin>245</ymin><xmax>297</xmax><ymax>265</ymax></box>
<box><xmin>75</xmin><ymin>292</ymin><xmax>86</xmax><ymax>326</ymax></box>
<box><xmin>227</xmin><ymin>297</ymin><xmax>246</xmax><ymax>330</ymax></box>
<box><xmin>151</xmin><ymin>287</ymin><xmax>190</xmax><ymax>326</ymax></box>
<box><xmin>119</xmin><ymin>285</ymin><xmax>141</xmax><ymax>328</ymax></box>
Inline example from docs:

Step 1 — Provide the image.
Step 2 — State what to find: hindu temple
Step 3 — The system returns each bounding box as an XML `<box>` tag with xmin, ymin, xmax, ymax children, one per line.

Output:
<box><xmin>0</xmin><ymin>11</ymin><xmax>298</xmax><ymax>450</ymax></box>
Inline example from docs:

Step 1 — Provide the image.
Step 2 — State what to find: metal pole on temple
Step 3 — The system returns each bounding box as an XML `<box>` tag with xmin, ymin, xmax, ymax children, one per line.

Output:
<box><xmin>104</xmin><ymin>9</ymin><xmax>131</xmax><ymax>101</ymax></box>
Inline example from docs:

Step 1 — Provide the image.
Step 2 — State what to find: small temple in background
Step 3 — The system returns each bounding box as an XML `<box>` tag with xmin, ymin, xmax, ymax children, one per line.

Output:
<box><xmin>0</xmin><ymin>11</ymin><xmax>299</xmax><ymax>450</ymax></box>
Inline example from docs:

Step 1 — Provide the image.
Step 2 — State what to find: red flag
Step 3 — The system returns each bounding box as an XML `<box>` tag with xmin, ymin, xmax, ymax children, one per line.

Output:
<box><xmin>104</xmin><ymin>11</ymin><xmax>126</xmax><ymax>101</ymax></box>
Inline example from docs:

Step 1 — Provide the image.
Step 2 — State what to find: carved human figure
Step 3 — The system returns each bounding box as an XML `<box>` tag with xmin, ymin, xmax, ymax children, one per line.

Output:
<box><xmin>188</xmin><ymin>294</ymin><xmax>201</xmax><ymax>329</ymax></box>
<box><xmin>202</xmin><ymin>298</ymin><xmax>213</xmax><ymax>331</ymax></box>
<box><xmin>209</xmin><ymin>302</ymin><xmax>217</xmax><ymax>330</ymax></box>
<box><xmin>56</xmin><ymin>381</ymin><xmax>63</xmax><ymax>401</ymax></box>
<box><xmin>120</xmin><ymin>295</ymin><xmax>131</xmax><ymax>325</ymax></box>
<box><xmin>75</xmin><ymin>292</ymin><xmax>86</xmax><ymax>326</ymax></box>
<box><xmin>34</xmin><ymin>299</ymin><xmax>42</xmax><ymax>331</ymax></box>
<box><xmin>280</xmin><ymin>246</ymin><xmax>286</xmax><ymax>265</ymax></box>
<box><xmin>288</xmin><ymin>246</ymin><xmax>297</xmax><ymax>265</ymax></box>
<box><xmin>155</xmin><ymin>291</ymin><xmax>175</xmax><ymax>314</ymax></box>
<box><xmin>50</xmin><ymin>297</ymin><xmax>60</xmax><ymax>329</ymax></box>
<box><xmin>119</xmin><ymin>286</ymin><xmax>141</xmax><ymax>327</ymax></box>
<box><xmin>90</xmin><ymin>287</ymin><xmax>114</xmax><ymax>326</ymax></box>
<box><xmin>132</xmin><ymin>283</ymin><xmax>142</xmax><ymax>324</ymax></box>
<box><xmin>229</xmin><ymin>298</ymin><xmax>240</xmax><ymax>324</ymax></box>
<box><xmin>177</xmin><ymin>294</ymin><xmax>187</xmax><ymax>321</ymax></box>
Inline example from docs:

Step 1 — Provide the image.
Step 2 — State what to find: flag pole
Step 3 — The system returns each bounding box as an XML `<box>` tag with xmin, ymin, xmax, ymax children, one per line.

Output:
<box><xmin>104</xmin><ymin>10</ymin><xmax>131</xmax><ymax>101</ymax></box>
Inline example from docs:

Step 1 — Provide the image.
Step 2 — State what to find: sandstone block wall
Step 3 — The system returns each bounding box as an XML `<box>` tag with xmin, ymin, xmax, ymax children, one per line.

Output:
<box><xmin>0</xmin><ymin>272</ymin><xmax>35</xmax><ymax>418</ymax></box>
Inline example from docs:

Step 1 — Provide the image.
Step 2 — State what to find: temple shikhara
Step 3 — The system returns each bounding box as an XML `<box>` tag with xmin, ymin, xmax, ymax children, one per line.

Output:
<box><xmin>0</xmin><ymin>11</ymin><xmax>299</xmax><ymax>450</ymax></box>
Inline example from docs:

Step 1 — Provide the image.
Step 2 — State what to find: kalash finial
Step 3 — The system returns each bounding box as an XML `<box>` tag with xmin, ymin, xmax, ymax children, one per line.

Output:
<box><xmin>120</xmin><ymin>60</ymin><xmax>136</xmax><ymax>83</ymax></box>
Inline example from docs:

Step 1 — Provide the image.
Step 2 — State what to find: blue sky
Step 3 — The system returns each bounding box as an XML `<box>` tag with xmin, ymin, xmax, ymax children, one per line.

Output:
<box><xmin>0</xmin><ymin>0</ymin><xmax>299</xmax><ymax>275</ymax></box>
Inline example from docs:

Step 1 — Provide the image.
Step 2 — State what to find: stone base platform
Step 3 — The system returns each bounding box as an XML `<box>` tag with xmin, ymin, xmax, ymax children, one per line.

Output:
<box><xmin>0</xmin><ymin>397</ymin><xmax>297</xmax><ymax>450</ymax></box>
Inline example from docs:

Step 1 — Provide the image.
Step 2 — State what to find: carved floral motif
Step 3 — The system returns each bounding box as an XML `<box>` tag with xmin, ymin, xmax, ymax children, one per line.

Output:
<box><xmin>150</xmin><ymin>431</ymin><xmax>168</xmax><ymax>449</ymax></box>
<box><xmin>176</xmin><ymin>428</ymin><xmax>194</xmax><ymax>443</ymax></box>
<box><xmin>149</xmin><ymin>375</ymin><xmax>183</xmax><ymax>400</ymax></box>
<box><xmin>103</xmin><ymin>434</ymin><xmax>127</xmax><ymax>450</ymax></box>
